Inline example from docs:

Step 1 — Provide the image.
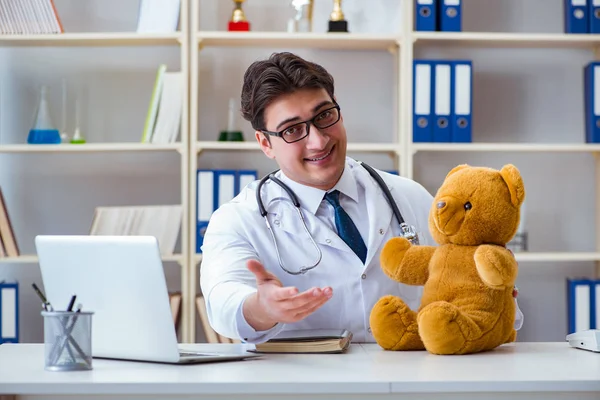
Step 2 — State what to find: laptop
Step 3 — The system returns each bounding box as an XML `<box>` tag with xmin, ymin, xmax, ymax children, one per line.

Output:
<box><xmin>35</xmin><ymin>235</ymin><xmax>261</xmax><ymax>364</ymax></box>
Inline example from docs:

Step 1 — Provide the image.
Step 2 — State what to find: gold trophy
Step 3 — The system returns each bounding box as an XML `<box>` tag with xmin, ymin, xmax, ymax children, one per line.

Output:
<box><xmin>328</xmin><ymin>0</ymin><xmax>348</xmax><ymax>32</ymax></box>
<box><xmin>288</xmin><ymin>0</ymin><xmax>314</xmax><ymax>33</ymax></box>
<box><xmin>228</xmin><ymin>0</ymin><xmax>250</xmax><ymax>31</ymax></box>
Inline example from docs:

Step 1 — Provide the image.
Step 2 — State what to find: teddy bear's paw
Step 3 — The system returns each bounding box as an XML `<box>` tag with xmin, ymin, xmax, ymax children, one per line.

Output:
<box><xmin>418</xmin><ymin>301</ymin><xmax>471</xmax><ymax>355</ymax></box>
<box><xmin>380</xmin><ymin>237</ymin><xmax>412</xmax><ymax>279</ymax></box>
<box><xmin>474</xmin><ymin>245</ymin><xmax>519</xmax><ymax>289</ymax></box>
<box><xmin>369</xmin><ymin>295</ymin><xmax>424</xmax><ymax>351</ymax></box>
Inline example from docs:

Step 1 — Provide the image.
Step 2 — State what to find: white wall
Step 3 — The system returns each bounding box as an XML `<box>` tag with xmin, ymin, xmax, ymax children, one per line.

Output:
<box><xmin>0</xmin><ymin>0</ymin><xmax>595</xmax><ymax>344</ymax></box>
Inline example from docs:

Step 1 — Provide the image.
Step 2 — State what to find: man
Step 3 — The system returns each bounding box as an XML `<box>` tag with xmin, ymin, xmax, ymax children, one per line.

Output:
<box><xmin>199</xmin><ymin>51</ymin><xmax>436</xmax><ymax>344</ymax></box>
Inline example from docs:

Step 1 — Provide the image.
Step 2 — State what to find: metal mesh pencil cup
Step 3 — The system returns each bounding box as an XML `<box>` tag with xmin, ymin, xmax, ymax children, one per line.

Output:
<box><xmin>41</xmin><ymin>311</ymin><xmax>94</xmax><ymax>371</ymax></box>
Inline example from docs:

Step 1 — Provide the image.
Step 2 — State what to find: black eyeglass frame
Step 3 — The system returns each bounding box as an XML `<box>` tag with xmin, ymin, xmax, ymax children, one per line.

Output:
<box><xmin>259</xmin><ymin>104</ymin><xmax>341</xmax><ymax>144</ymax></box>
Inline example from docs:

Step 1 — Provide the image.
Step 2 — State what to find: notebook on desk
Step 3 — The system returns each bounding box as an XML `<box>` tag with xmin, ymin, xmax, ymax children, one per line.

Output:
<box><xmin>251</xmin><ymin>329</ymin><xmax>353</xmax><ymax>354</ymax></box>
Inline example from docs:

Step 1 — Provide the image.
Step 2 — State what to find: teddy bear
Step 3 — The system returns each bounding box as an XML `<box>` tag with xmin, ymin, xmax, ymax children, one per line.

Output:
<box><xmin>369</xmin><ymin>163</ymin><xmax>525</xmax><ymax>355</ymax></box>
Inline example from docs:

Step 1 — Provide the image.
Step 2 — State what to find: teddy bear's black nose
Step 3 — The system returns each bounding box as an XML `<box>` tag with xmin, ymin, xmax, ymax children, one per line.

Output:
<box><xmin>437</xmin><ymin>201</ymin><xmax>446</xmax><ymax>209</ymax></box>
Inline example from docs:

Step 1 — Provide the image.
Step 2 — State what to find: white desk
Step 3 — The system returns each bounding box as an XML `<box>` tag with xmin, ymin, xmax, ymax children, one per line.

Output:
<box><xmin>0</xmin><ymin>342</ymin><xmax>598</xmax><ymax>400</ymax></box>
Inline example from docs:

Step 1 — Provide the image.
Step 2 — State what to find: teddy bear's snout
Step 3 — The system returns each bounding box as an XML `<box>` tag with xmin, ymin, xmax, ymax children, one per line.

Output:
<box><xmin>437</xmin><ymin>201</ymin><xmax>446</xmax><ymax>209</ymax></box>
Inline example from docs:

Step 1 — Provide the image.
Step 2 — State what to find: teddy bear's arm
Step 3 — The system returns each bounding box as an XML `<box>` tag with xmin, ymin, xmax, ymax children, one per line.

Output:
<box><xmin>474</xmin><ymin>245</ymin><xmax>518</xmax><ymax>289</ymax></box>
<box><xmin>380</xmin><ymin>237</ymin><xmax>436</xmax><ymax>285</ymax></box>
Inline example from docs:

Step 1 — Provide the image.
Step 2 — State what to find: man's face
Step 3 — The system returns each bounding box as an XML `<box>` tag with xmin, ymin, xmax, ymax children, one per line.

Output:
<box><xmin>256</xmin><ymin>88</ymin><xmax>347</xmax><ymax>191</ymax></box>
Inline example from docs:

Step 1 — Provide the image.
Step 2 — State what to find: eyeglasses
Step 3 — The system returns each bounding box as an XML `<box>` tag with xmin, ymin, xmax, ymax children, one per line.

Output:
<box><xmin>260</xmin><ymin>104</ymin><xmax>341</xmax><ymax>144</ymax></box>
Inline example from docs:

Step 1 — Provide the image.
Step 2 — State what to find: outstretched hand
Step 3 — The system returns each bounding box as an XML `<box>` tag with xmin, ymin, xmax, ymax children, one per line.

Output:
<box><xmin>243</xmin><ymin>259</ymin><xmax>333</xmax><ymax>331</ymax></box>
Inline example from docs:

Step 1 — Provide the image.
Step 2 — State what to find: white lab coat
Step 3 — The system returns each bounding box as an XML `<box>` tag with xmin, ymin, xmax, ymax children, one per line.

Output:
<box><xmin>200</xmin><ymin>157</ymin><xmax>436</xmax><ymax>343</ymax></box>
<box><xmin>199</xmin><ymin>157</ymin><xmax>523</xmax><ymax>343</ymax></box>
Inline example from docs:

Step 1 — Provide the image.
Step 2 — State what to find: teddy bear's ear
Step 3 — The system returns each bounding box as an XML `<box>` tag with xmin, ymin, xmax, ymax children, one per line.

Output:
<box><xmin>445</xmin><ymin>164</ymin><xmax>470</xmax><ymax>180</ymax></box>
<box><xmin>500</xmin><ymin>164</ymin><xmax>525</xmax><ymax>207</ymax></box>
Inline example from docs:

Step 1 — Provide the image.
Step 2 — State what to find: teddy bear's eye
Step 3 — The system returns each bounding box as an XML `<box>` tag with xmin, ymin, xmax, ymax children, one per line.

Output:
<box><xmin>464</xmin><ymin>202</ymin><xmax>472</xmax><ymax>211</ymax></box>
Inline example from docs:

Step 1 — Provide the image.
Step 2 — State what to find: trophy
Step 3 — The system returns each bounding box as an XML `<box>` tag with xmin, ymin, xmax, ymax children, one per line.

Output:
<box><xmin>328</xmin><ymin>0</ymin><xmax>348</xmax><ymax>32</ymax></box>
<box><xmin>287</xmin><ymin>0</ymin><xmax>314</xmax><ymax>33</ymax></box>
<box><xmin>228</xmin><ymin>0</ymin><xmax>250</xmax><ymax>31</ymax></box>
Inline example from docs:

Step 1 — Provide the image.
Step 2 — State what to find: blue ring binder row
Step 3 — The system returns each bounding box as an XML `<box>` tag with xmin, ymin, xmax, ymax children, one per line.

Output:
<box><xmin>415</xmin><ymin>1</ymin><xmax>600</xmax><ymax>34</ymax></box>
<box><xmin>567</xmin><ymin>278</ymin><xmax>600</xmax><ymax>334</ymax></box>
<box><xmin>196</xmin><ymin>169</ymin><xmax>258</xmax><ymax>253</ymax></box>
<box><xmin>415</xmin><ymin>0</ymin><xmax>462</xmax><ymax>32</ymax></box>
<box><xmin>413</xmin><ymin>59</ymin><xmax>473</xmax><ymax>143</ymax></box>
<box><xmin>564</xmin><ymin>0</ymin><xmax>600</xmax><ymax>34</ymax></box>
<box><xmin>0</xmin><ymin>282</ymin><xmax>19</xmax><ymax>344</ymax></box>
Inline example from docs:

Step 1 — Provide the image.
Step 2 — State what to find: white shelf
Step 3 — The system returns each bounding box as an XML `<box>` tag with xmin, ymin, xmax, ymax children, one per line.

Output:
<box><xmin>514</xmin><ymin>252</ymin><xmax>600</xmax><ymax>262</ymax></box>
<box><xmin>411</xmin><ymin>143</ymin><xmax>600</xmax><ymax>153</ymax></box>
<box><xmin>412</xmin><ymin>31</ymin><xmax>600</xmax><ymax>49</ymax></box>
<box><xmin>0</xmin><ymin>254</ymin><xmax>184</xmax><ymax>264</ymax></box>
<box><xmin>197</xmin><ymin>31</ymin><xmax>400</xmax><ymax>50</ymax></box>
<box><xmin>0</xmin><ymin>143</ymin><xmax>183</xmax><ymax>153</ymax></box>
<box><xmin>196</xmin><ymin>141</ymin><xmax>399</xmax><ymax>153</ymax></box>
<box><xmin>0</xmin><ymin>32</ymin><xmax>183</xmax><ymax>47</ymax></box>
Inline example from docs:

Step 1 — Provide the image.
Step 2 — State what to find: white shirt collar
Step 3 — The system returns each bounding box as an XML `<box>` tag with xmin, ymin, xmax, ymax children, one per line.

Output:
<box><xmin>277</xmin><ymin>157</ymin><xmax>359</xmax><ymax>215</ymax></box>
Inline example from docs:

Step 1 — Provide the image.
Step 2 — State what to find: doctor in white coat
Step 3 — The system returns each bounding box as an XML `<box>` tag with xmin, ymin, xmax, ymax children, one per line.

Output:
<box><xmin>200</xmin><ymin>52</ymin><xmax>520</xmax><ymax>344</ymax></box>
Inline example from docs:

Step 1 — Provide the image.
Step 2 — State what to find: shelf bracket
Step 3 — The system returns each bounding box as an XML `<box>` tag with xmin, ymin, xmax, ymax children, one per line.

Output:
<box><xmin>198</xmin><ymin>39</ymin><xmax>205</xmax><ymax>52</ymax></box>
<box><xmin>387</xmin><ymin>44</ymin><xmax>398</xmax><ymax>55</ymax></box>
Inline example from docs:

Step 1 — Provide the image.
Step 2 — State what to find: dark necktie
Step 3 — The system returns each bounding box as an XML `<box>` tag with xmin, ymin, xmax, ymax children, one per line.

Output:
<box><xmin>324</xmin><ymin>190</ymin><xmax>367</xmax><ymax>263</ymax></box>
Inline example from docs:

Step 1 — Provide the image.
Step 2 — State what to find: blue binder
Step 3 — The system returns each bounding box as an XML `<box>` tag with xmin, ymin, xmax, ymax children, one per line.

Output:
<box><xmin>591</xmin><ymin>0</ymin><xmax>600</xmax><ymax>32</ymax></box>
<box><xmin>196</xmin><ymin>169</ymin><xmax>258</xmax><ymax>253</ymax></box>
<box><xmin>238</xmin><ymin>170</ymin><xmax>258</xmax><ymax>193</ymax></box>
<box><xmin>450</xmin><ymin>60</ymin><xmax>473</xmax><ymax>142</ymax></box>
<box><xmin>413</xmin><ymin>60</ymin><xmax>434</xmax><ymax>142</ymax></box>
<box><xmin>439</xmin><ymin>0</ymin><xmax>462</xmax><ymax>32</ymax></box>
<box><xmin>567</xmin><ymin>278</ymin><xmax>593</xmax><ymax>334</ymax></box>
<box><xmin>591</xmin><ymin>279</ymin><xmax>599</xmax><ymax>329</ymax></box>
<box><xmin>415</xmin><ymin>0</ymin><xmax>437</xmax><ymax>31</ymax></box>
<box><xmin>196</xmin><ymin>170</ymin><xmax>215</xmax><ymax>253</ymax></box>
<box><xmin>564</xmin><ymin>0</ymin><xmax>589</xmax><ymax>33</ymax></box>
<box><xmin>0</xmin><ymin>282</ymin><xmax>19</xmax><ymax>344</ymax></box>
<box><xmin>584</xmin><ymin>62</ymin><xmax>600</xmax><ymax>143</ymax></box>
<box><xmin>433</xmin><ymin>61</ymin><xmax>452</xmax><ymax>142</ymax></box>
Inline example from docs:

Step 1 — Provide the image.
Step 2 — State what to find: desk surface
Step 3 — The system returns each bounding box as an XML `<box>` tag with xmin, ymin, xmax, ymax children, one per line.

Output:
<box><xmin>0</xmin><ymin>342</ymin><xmax>598</xmax><ymax>396</ymax></box>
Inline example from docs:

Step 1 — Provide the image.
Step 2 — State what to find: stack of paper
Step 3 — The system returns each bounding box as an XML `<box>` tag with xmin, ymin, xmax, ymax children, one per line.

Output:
<box><xmin>89</xmin><ymin>205</ymin><xmax>182</xmax><ymax>255</ymax></box>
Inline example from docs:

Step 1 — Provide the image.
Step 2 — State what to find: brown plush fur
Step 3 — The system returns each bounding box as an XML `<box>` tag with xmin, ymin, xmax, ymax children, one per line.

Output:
<box><xmin>369</xmin><ymin>164</ymin><xmax>525</xmax><ymax>355</ymax></box>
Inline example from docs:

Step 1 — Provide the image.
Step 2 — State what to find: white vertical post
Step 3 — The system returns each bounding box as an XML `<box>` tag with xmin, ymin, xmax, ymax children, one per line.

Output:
<box><xmin>178</xmin><ymin>0</ymin><xmax>191</xmax><ymax>343</ymax></box>
<box><xmin>187</xmin><ymin>0</ymin><xmax>199</xmax><ymax>343</ymax></box>
<box><xmin>399</xmin><ymin>0</ymin><xmax>414</xmax><ymax>179</ymax></box>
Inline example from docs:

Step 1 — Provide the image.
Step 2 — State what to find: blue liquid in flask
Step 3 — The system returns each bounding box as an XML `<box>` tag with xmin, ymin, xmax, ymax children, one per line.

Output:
<box><xmin>27</xmin><ymin>86</ymin><xmax>61</xmax><ymax>144</ymax></box>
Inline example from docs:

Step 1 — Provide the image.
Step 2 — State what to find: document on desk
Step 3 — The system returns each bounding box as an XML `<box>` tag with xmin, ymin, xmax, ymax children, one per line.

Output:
<box><xmin>251</xmin><ymin>329</ymin><xmax>353</xmax><ymax>354</ymax></box>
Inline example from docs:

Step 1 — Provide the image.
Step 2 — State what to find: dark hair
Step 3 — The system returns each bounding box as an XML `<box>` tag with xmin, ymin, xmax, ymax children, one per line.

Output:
<box><xmin>240</xmin><ymin>52</ymin><xmax>335</xmax><ymax>131</ymax></box>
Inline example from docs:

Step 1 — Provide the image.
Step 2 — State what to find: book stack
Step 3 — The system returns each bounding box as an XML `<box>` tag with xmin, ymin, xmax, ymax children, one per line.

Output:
<box><xmin>0</xmin><ymin>0</ymin><xmax>63</xmax><ymax>34</ymax></box>
<box><xmin>0</xmin><ymin>189</ymin><xmax>19</xmax><ymax>258</ymax></box>
<box><xmin>89</xmin><ymin>205</ymin><xmax>182</xmax><ymax>255</ymax></box>
<box><xmin>141</xmin><ymin>65</ymin><xmax>183</xmax><ymax>144</ymax></box>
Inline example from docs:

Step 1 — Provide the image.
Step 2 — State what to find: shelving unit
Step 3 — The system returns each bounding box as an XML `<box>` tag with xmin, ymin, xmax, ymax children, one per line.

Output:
<box><xmin>0</xmin><ymin>1</ymin><xmax>193</xmax><ymax>341</ymax></box>
<box><xmin>403</xmin><ymin>1</ymin><xmax>600</xmax><ymax>281</ymax></box>
<box><xmin>4</xmin><ymin>0</ymin><xmax>599</xmax><ymax>344</ymax></box>
<box><xmin>188</xmin><ymin>0</ymin><xmax>600</xmax><ymax>342</ymax></box>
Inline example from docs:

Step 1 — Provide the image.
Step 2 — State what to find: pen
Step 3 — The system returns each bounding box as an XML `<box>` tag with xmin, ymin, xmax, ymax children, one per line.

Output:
<box><xmin>31</xmin><ymin>283</ymin><xmax>53</xmax><ymax>311</ymax></box>
<box><xmin>66</xmin><ymin>295</ymin><xmax>76</xmax><ymax>312</ymax></box>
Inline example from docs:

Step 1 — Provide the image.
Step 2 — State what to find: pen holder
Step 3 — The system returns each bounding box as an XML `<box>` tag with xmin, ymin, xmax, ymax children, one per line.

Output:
<box><xmin>41</xmin><ymin>311</ymin><xmax>94</xmax><ymax>371</ymax></box>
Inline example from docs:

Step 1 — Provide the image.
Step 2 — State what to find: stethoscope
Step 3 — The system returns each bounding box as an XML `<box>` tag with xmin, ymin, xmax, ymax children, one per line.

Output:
<box><xmin>256</xmin><ymin>161</ymin><xmax>420</xmax><ymax>275</ymax></box>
